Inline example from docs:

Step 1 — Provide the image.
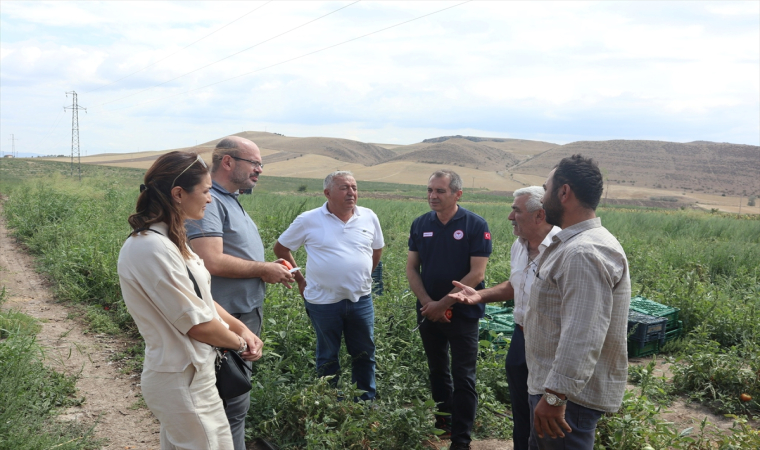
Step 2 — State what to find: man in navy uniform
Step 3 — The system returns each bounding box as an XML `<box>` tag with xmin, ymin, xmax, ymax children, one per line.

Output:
<box><xmin>406</xmin><ymin>169</ymin><xmax>492</xmax><ymax>450</ymax></box>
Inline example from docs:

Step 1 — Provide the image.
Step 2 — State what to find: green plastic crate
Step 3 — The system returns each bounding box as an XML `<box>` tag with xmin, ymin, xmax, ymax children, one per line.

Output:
<box><xmin>628</xmin><ymin>311</ymin><xmax>667</xmax><ymax>345</ymax></box>
<box><xmin>630</xmin><ymin>296</ymin><xmax>680</xmax><ymax>331</ymax></box>
<box><xmin>664</xmin><ymin>321</ymin><xmax>684</xmax><ymax>342</ymax></box>
<box><xmin>628</xmin><ymin>338</ymin><xmax>660</xmax><ymax>358</ymax></box>
<box><xmin>484</xmin><ymin>305</ymin><xmax>514</xmax><ymax>317</ymax></box>
<box><xmin>479</xmin><ymin>314</ymin><xmax>515</xmax><ymax>341</ymax></box>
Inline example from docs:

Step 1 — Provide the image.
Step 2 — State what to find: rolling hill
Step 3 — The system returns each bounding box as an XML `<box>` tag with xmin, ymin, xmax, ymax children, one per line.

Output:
<box><xmin>42</xmin><ymin>131</ymin><xmax>760</xmax><ymax>214</ymax></box>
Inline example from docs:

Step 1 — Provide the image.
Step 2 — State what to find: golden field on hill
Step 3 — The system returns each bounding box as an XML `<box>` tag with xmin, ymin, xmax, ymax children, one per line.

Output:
<box><xmin>43</xmin><ymin>131</ymin><xmax>760</xmax><ymax>214</ymax></box>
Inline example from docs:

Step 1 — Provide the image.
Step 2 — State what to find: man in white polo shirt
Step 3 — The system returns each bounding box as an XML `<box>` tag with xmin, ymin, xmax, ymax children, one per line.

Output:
<box><xmin>274</xmin><ymin>170</ymin><xmax>384</xmax><ymax>401</ymax></box>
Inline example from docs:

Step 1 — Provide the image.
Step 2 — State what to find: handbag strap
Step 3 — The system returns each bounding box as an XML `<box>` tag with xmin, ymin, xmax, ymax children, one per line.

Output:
<box><xmin>217</xmin><ymin>348</ymin><xmax>254</xmax><ymax>375</ymax></box>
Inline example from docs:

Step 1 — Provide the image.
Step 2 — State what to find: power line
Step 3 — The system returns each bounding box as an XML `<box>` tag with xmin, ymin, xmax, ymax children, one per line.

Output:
<box><xmin>29</xmin><ymin>110</ymin><xmax>66</xmax><ymax>155</ymax></box>
<box><xmin>100</xmin><ymin>1</ymin><xmax>360</xmax><ymax>107</ymax></box>
<box><xmin>83</xmin><ymin>1</ymin><xmax>274</xmax><ymax>95</ymax></box>
<box><xmin>107</xmin><ymin>1</ymin><xmax>471</xmax><ymax>112</ymax></box>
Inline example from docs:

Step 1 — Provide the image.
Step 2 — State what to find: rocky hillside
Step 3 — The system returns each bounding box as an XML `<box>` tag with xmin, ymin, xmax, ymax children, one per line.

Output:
<box><xmin>514</xmin><ymin>140</ymin><xmax>760</xmax><ymax>196</ymax></box>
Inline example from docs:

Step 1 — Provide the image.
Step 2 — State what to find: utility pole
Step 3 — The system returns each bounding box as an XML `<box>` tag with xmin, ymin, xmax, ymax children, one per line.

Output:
<box><xmin>9</xmin><ymin>134</ymin><xmax>19</xmax><ymax>158</ymax></box>
<box><xmin>64</xmin><ymin>91</ymin><xmax>86</xmax><ymax>180</ymax></box>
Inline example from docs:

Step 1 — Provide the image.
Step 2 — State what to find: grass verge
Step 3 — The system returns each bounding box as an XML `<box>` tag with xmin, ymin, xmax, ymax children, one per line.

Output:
<box><xmin>0</xmin><ymin>287</ymin><xmax>100</xmax><ymax>449</ymax></box>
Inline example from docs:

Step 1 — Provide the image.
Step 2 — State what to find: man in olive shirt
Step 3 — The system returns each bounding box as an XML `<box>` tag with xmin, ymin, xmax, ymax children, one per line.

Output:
<box><xmin>526</xmin><ymin>154</ymin><xmax>630</xmax><ymax>450</ymax></box>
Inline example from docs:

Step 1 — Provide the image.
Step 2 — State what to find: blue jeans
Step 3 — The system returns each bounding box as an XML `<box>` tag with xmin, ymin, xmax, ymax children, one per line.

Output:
<box><xmin>418</xmin><ymin>310</ymin><xmax>479</xmax><ymax>444</ymax></box>
<box><xmin>506</xmin><ymin>326</ymin><xmax>530</xmax><ymax>450</ymax></box>
<box><xmin>304</xmin><ymin>295</ymin><xmax>376</xmax><ymax>401</ymax></box>
<box><xmin>528</xmin><ymin>394</ymin><xmax>603</xmax><ymax>450</ymax></box>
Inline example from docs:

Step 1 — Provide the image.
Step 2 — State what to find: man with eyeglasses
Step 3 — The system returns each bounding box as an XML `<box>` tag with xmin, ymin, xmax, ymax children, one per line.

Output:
<box><xmin>450</xmin><ymin>186</ymin><xmax>559</xmax><ymax>450</ymax></box>
<box><xmin>185</xmin><ymin>135</ymin><xmax>294</xmax><ymax>450</ymax></box>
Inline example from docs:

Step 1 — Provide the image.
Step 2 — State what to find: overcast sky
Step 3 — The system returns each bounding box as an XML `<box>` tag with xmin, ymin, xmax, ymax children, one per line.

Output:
<box><xmin>1</xmin><ymin>1</ymin><xmax>758</xmax><ymax>156</ymax></box>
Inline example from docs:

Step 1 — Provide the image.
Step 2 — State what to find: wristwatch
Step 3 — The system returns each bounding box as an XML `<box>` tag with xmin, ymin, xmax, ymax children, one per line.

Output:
<box><xmin>543</xmin><ymin>392</ymin><xmax>568</xmax><ymax>407</ymax></box>
<box><xmin>236</xmin><ymin>335</ymin><xmax>248</xmax><ymax>354</ymax></box>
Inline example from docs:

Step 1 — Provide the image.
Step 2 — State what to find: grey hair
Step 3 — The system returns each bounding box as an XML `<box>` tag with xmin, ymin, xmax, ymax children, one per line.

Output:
<box><xmin>429</xmin><ymin>170</ymin><xmax>463</xmax><ymax>192</ymax></box>
<box><xmin>513</xmin><ymin>186</ymin><xmax>545</xmax><ymax>212</ymax></box>
<box><xmin>324</xmin><ymin>170</ymin><xmax>354</xmax><ymax>189</ymax></box>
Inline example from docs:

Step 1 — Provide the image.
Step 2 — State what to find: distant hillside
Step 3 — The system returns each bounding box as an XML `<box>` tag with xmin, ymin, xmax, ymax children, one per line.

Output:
<box><xmin>389</xmin><ymin>138</ymin><xmax>522</xmax><ymax>170</ymax></box>
<box><xmin>234</xmin><ymin>131</ymin><xmax>395</xmax><ymax>166</ymax></box>
<box><xmin>514</xmin><ymin>140</ymin><xmax>760</xmax><ymax>196</ymax></box>
<box><xmin>60</xmin><ymin>132</ymin><xmax>759</xmax><ymax>200</ymax></box>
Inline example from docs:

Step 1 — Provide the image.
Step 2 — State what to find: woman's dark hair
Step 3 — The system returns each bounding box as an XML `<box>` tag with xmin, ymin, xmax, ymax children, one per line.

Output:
<box><xmin>127</xmin><ymin>151</ymin><xmax>209</xmax><ymax>259</ymax></box>
<box><xmin>552</xmin><ymin>154</ymin><xmax>604</xmax><ymax>211</ymax></box>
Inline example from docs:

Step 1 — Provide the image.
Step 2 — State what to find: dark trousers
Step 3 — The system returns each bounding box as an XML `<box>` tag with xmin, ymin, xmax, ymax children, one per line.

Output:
<box><xmin>506</xmin><ymin>326</ymin><xmax>530</xmax><ymax>450</ymax></box>
<box><xmin>418</xmin><ymin>313</ymin><xmax>479</xmax><ymax>444</ymax></box>
<box><xmin>225</xmin><ymin>307</ymin><xmax>262</xmax><ymax>450</ymax></box>
<box><xmin>528</xmin><ymin>395</ymin><xmax>603</xmax><ymax>450</ymax></box>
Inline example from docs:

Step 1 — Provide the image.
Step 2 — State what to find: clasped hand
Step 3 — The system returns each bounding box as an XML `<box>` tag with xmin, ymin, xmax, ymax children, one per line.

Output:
<box><xmin>239</xmin><ymin>332</ymin><xmax>264</xmax><ymax>362</ymax></box>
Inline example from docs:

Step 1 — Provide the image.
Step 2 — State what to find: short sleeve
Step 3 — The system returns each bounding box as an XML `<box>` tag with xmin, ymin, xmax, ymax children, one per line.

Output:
<box><xmin>408</xmin><ymin>219</ymin><xmax>419</xmax><ymax>252</ymax></box>
<box><xmin>186</xmin><ymin>197</ymin><xmax>225</xmax><ymax>239</ymax></box>
<box><xmin>277</xmin><ymin>213</ymin><xmax>307</xmax><ymax>252</ymax></box>
<box><xmin>468</xmin><ymin>217</ymin><xmax>492</xmax><ymax>257</ymax></box>
<box><xmin>370</xmin><ymin>211</ymin><xmax>385</xmax><ymax>250</ymax></box>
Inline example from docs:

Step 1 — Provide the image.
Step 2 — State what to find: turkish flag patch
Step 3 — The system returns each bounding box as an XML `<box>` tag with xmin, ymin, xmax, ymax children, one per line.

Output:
<box><xmin>484</xmin><ymin>232</ymin><xmax>491</xmax><ymax>240</ymax></box>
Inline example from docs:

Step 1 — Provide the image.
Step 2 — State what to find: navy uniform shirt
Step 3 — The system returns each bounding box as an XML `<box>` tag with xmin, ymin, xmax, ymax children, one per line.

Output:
<box><xmin>408</xmin><ymin>206</ymin><xmax>492</xmax><ymax>319</ymax></box>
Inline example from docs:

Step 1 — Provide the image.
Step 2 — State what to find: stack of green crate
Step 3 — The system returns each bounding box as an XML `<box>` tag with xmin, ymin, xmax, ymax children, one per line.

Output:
<box><xmin>628</xmin><ymin>296</ymin><xmax>684</xmax><ymax>356</ymax></box>
<box><xmin>479</xmin><ymin>304</ymin><xmax>515</xmax><ymax>347</ymax></box>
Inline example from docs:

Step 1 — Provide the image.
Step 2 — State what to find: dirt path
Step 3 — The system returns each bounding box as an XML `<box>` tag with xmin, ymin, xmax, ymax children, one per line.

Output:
<box><xmin>0</xmin><ymin>205</ymin><xmax>161</xmax><ymax>450</ymax></box>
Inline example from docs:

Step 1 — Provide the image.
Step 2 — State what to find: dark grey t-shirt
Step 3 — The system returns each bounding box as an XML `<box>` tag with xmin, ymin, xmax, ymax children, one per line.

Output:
<box><xmin>185</xmin><ymin>180</ymin><xmax>266</xmax><ymax>314</ymax></box>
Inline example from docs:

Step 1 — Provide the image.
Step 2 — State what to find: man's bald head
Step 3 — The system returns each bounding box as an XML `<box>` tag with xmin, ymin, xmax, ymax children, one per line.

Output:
<box><xmin>211</xmin><ymin>136</ymin><xmax>260</xmax><ymax>172</ymax></box>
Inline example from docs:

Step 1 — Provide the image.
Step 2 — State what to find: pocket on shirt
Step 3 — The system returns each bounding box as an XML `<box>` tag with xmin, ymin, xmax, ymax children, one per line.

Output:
<box><xmin>530</xmin><ymin>276</ymin><xmax>561</xmax><ymax>320</ymax></box>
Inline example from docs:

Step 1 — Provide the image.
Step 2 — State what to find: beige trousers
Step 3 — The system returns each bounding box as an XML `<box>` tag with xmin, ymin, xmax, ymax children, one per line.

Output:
<box><xmin>142</xmin><ymin>358</ymin><xmax>233</xmax><ymax>450</ymax></box>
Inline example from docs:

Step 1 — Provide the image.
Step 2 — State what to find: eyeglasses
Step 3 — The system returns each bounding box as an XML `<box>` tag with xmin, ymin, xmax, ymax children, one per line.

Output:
<box><xmin>172</xmin><ymin>154</ymin><xmax>208</xmax><ymax>187</ymax></box>
<box><xmin>231</xmin><ymin>156</ymin><xmax>264</xmax><ymax>170</ymax></box>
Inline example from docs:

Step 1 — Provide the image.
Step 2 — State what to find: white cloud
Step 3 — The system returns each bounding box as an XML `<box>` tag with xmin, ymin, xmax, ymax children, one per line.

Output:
<box><xmin>1</xmin><ymin>0</ymin><xmax>758</xmax><ymax>156</ymax></box>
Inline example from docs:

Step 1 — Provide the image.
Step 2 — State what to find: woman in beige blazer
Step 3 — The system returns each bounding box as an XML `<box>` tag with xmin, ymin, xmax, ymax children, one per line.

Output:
<box><xmin>118</xmin><ymin>151</ymin><xmax>263</xmax><ymax>450</ymax></box>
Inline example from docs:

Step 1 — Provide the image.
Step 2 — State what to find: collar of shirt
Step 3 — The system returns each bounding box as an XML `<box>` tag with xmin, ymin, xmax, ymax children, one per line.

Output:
<box><xmin>320</xmin><ymin>201</ymin><xmax>360</xmax><ymax>220</ymax></box>
<box><xmin>211</xmin><ymin>179</ymin><xmax>240</xmax><ymax>199</ymax></box>
<box><xmin>552</xmin><ymin>217</ymin><xmax>602</xmax><ymax>245</ymax></box>
<box><xmin>518</xmin><ymin>225</ymin><xmax>561</xmax><ymax>253</ymax></box>
<box><xmin>429</xmin><ymin>205</ymin><xmax>466</xmax><ymax>226</ymax></box>
<box><xmin>150</xmin><ymin>221</ymin><xmax>170</xmax><ymax>235</ymax></box>
<box><xmin>211</xmin><ymin>179</ymin><xmax>246</xmax><ymax>213</ymax></box>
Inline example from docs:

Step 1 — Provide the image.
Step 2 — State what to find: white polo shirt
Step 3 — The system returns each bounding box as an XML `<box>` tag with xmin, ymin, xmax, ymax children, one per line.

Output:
<box><xmin>510</xmin><ymin>225</ymin><xmax>561</xmax><ymax>326</ymax></box>
<box><xmin>277</xmin><ymin>202</ymin><xmax>385</xmax><ymax>305</ymax></box>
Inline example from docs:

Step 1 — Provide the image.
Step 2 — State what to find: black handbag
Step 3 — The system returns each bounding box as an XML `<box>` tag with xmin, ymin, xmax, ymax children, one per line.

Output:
<box><xmin>186</xmin><ymin>266</ymin><xmax>253</xmax><ymax>400</ymax></box>
<box><xmin>214</xmin><ymin>347</ymin><xmax>253</xmax><ymax>399</ymax></box>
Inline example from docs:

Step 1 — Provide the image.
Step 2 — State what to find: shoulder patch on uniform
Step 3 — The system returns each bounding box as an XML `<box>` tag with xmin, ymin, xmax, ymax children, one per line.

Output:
<box><xmin>484</xmin><ymin>232</ymin><xmax>491</xmax><ymax>240</ymax></box>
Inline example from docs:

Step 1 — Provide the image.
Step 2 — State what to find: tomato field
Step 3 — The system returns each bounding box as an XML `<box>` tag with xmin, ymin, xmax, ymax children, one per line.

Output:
<box><xmin>1</xmin><ymin>158</ymin><xmax>759</xmax><ymax>449</ymax></box>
